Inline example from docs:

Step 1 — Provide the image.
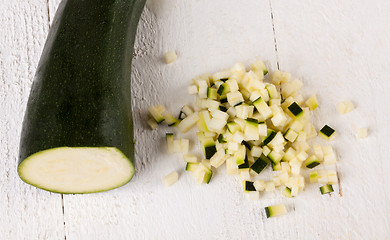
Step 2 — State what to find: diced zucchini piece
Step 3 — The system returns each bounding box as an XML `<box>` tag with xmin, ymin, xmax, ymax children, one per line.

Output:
<box><xmin>323</xmin><ymin>145</ymin><xmax>337</xmax><ymax>165</ymax></box>
<box><xmin>269</xmin><ymin>98</ymin><xmax>281</xmax><ymax>106</ymax></box>
<box><xmin>194</xmin><ymin>162</ymin><xmax>213</xmax><ymax>184</ymax></box>
<box><xmin>148</xmin><ymin>105</ymin><xmax>165</xmax><ymax>123</ymax></box>
<box><xmin>244</xmin><ymin>119</ymin><xmax>259</xmax><ymax>141</ymax></box>
<box><xmin>250</xmin><ymin>154</ymin><xmax>270</xmax><ymax>174</ymax></box>
<box><xmin>226</xmin><ymin>156</ymin><xmax>238</xmax><ymax>175</ymax></box>
<box><xmin>227</xmin><ymin>121</ymin><xmax>241</xmax><ymax>134</ymax></box>
<box><xmin>185</xmin><ymin>162</ymin><xmax>199</xmax><ymax>172</ymax></box>
<box><xmin>207</xmin><ymin>87</ymin><xmax>218</xmax><ymax>100</ymax></box>
<box><xmin>180</xmin><ymin>139</ymin><xmax>189</xmax><ymax>154</ymax></box>
<box><xmin>248</xmin><ymin>191</ymin><xmax>260</xmax><ymax>200</ymax></box>
<box><xmin>183</xmin><ymin>154</ymin><xmax>198</xmax><ymax>163</ymax></box>
<box><xmin>305</xmin><ymin>95</ymin><xmax>318</xmax><ymax>110</ymax></box>
<box><xmin>163</xmin><ymin>171</ymin><xmax>179</xmax><ymax>186</ymax></box>
<box><xmin>267</xmin><ymin>131</ymin><xmax>285</xmax><ymax>148</ymax></box>
<box><xmin>250</xmin><ymin>60</ymin><xmax>268</xmax><ymax>75</ymax></box>
<box><xmin>197</xmin><ymin>111</ymin><xmax>211</xmax><ymax>132</ymax></box>
<box><xmin>319</xmin><ymin>125</ymin><xmax>336</xmax><ymax>139</ymax></box>
<box><xmin>210</xmin><ymin>151</ymin><xmax>227</xmax><ymax>168</ymax></box>
<box><xmin>164</xmin><ymin>51</ymin><xmax>177</xmax><ymax>64</ymax></box>
<box><xmin>202</xmin><ymin>138</ymin><xmax>217</xmax><ymax>159</ymax></box>
<box><xmin>234</xmin><ymin>144</ymin><xmax>246</xmax><ymax>165</ymax></box>
<box><xmin>289</xmin><ymin>120</ymin><xmax>304</xmax><ymax>132</ymax></box>
<box><xmin>356</xmin><ymin>128</ymin><xmax>368</xmax><ymax>138</ymax></box>
<box><xmin>305</xmin><ymin>155</ymin><xmax>320</xmax><ymax>169</ymax></box>
<box><xmin>187</xmin><ymin>85</ymin><xmax>198</xmax><ymax>95</ymax></box>
<box><xmin>217</xmin><ymin>134</ymin><xmax>226</xmax><ymax>143</ymax></box>
<box><xmin>238</xmin><ymin>157</ymin><xmax>249</xmax><ymax>169</ymax></box>
<box><xmin>336</xmin><ymin>100</ymin><xmax>354</xmax><ymax>114</ymax></box>
<box><xmin>268</xmin><ymin>151</ymin><xmax>283</xmax><ymax>164</ymax></box>
<box><xmin>288</xmin><ymin>102</ymin><xmax>304</xmax><ymax>117</ymax></box>
<box><xmin>203</xmin><ymin>170</ymin><xmax>213</xmax><ymax>184</ymax></box>
<box><xmin>272</xmin><ymin>176</ymin><xmax>281</xmax><ymax>187</ymax></box>
<box><xmin>254</xmin><ymin>180</ymin><xmax>265</xmax><ymax>191</ymax></box>
<box><xmin>182</xmin><ymin>105</ymin><xmax>193</xmax><ymax>116</ymax></box>
<box><xmin>265</xmin><ymin>84</ymin><xmax>280</xmax><ymax>99</ymax></box>
<box><xmin>271</xmin><ymin>112</ymin><xmax>287</xmax><ymax>127</ymax></box>
<box><xmin>250</xmin><ymin>146</ymin><xmax>263</xmax><ymax>158</ymax></box>
<box><xmin>244</xmin><ymin>181</ymin><xmax>256</xmax><ymax>192</ymax></box>
<box><xmin>239</xmin><ymin>169</ymin><xmax>251</xmax><ymax>182</ymax></box>
<box><xmin>212</xmin><ymin>71</ymin><xmax>230</xmax><ymax>82</ymax></box>
<box><xmin>208</xmin><ymin>118</ymin><xmax>227</xmax><ymax>133</ymax></box>
<box><xmin>262</xmin><ymin>145</ymin><xmax>271</xmax><ymax>156</ymax></box>
<box><xmin>309</xmin><ymin>171</ymin><xmax>319</xmax><ymax>183</ymax></box>
<box><xmin>226</xmin><ymin>79</ymin><xmax>239</xmax><ymax>92</ymax></box>
<box><xmin>147</xmin><ymin>118</ymin><xmax>158</xmax><ymax>130</ymax></box>
<box><xmin>236</xmin><ymin>105</ymin><xmax>254</xmax><ymax>119</ymax></box>
<box><xmin>265</xmin><ymin>181</ymin><xmax>276</xmax><ymax>192</ymax></box>
<box><xmin>177</xmin><ymin>112</ymin><xmax>199</xmax><ymax>133</ymax></box>
<box><xmin>296</xmin><ymin>151</ymin><xmax>308</xmax><ymax>162</ymax></box>
<box><xmin>282</xmin><ymin>148</ymin><xmax>295</xmax><ymax>162</ymax></box>
<box><xmin>178</xmin><ymin>111</ymin><xmax>186</xmax><ymax>120</ymax></box>
<box><xmin>197</xmin><ymin>80</ymin><xmax>208</xmax><ymax>99</ymax></box>
<box><xmin>284</xmin><ymin>128</ymin><xmax>298</xmax><ymax>142</ymax></box>
<box><xmin>166</xmin><ymin>133</ymin><xmax>174</xmax><ymax>153</ymax></box>
<box><xmin>242</xmin><ymin>140</ymin><xmax>252</xmax><ymax>150</ymax></box>
<box><xmin>313</xmin><ymin>145</ymin><xmax>324</xmax><ymax>160</ymax></box>
<box><xmin>217</xmin><ymin>83</ymin><xmax>230</xmax><ymax>95</ymax></box>
<box><xmin>271</xmin><ymin>162</ymin><xmax>282</xmax><ymax>171</ymax></box>
<box><xmin>263</xmin><ymin>129</ymin><xmax>276</xmax><ymax>145</ymax></box>
<box><xmin>282</xmin><ymin>187</ymin><xmax>293</xmax><ymax>198</ymax></box>
<box><xmin>232</xmin><ymin>131</ymin><xmax>244</xmax><ymax>143</ymax></box>
<box><xmin>253</xmin><ymin>97</ymin><xmax>272</xmax><ymax>119</ymax></box>
<box><xmin>218</xmin><ymin>105</ymin><xmax>227</xmax><ymax>112</ymax></box>
<box><xmin>227</xmin><ymin>91</ymin><xmax>244</xmax><ymax>106</ymax></box>
<box><xmin>281</xmin><ymin>79</ymin><xmax>303</xmax><ymax>98</ymax></box>
<box><xmin>226</xmin><ymin>106</ymin><xmax>236</xmax><ymax>118</ymax></box>
<box><xmin>173</xmin><ymin>140</ymin><xmax>181</xmax><ymax>153</ymax></box>
<box><xmin>320</xmin><ymin>184</ymin><xmax>334</xmax><ymax>194</ymax></box>
<box><xmin>162</xmin><ymin>110</ymin><xmax>178</xmax><ymax>126</ymax></box>
<box><xmin>220</xmin><ymin>96</ymin><xmax>228</xmax><ymax>103</ymax></box>
<box><xmin>258</xmin><ymin>123</ymin><xmax>267</xmax><ymax>137</ymax></box>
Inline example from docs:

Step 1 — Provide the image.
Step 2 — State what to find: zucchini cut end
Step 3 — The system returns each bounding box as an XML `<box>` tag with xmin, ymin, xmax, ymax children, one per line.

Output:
<box><xmin>18</xmin><ymin>147</ymin><xmax>134</xmax><ymax>194</ymax></box>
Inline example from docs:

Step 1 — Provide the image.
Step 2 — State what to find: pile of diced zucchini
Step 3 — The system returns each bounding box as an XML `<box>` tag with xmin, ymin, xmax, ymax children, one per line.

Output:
<box><xmin>148</xmin><ymin>60</ymin><xmax>340</xmax><ymax>208</ymax></box>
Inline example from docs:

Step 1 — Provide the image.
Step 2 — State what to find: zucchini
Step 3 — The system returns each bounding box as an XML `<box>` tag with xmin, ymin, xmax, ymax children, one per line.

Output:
<box><xmin>319</xmin><ymin>125</ymin><xmax>336</xmax><ymax>139</ymax></box>
<box><xmin>263</xmin><ymin>129</ymin><xmax>276</xmax><ymax>145</ymax></box>
<box><xmin>288</xmin><ymin>102</ymin><xmax>304</xmax><ymax>117</ymax></box>
<box><xmin>265</xmin><ymin>204</ymin><xmax>287</xmax><ymax>218</ymax></box>
<box><xmin>320</xmin><ymin>184</ymin><xmax>334</xmax><ymax>194</ymax></box>
<box><xmin>282</xmin><ymin>187</ymin><xmax>293</xmax><ymax>198</ymax></box>
<box><xmin>18</xmin><ymin>0</ymin><xmax>146</xmax><ymax>194</ymax></box>
<box><xmin>202</xmin><ymin>138</ymin><xmax>217</xmax><ymax>159</ymax></box>
<box><xmin>250</xmin><ymin>154</ymin><xmax>270</xmax><ymax>174</ymax></box>
<box><xmin>244</xmin><ymin>181</ymin><xmax>256</xmax><ymax>192</ymax></box>
<box><xmin>305</xmin><ymin>155</ymin><xmax>320</xmax><ymax>169</ymax></box>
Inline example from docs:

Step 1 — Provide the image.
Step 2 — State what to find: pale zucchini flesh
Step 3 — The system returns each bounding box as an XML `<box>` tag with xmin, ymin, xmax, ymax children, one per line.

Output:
<box><xmin>18</xmin><ymin>147</ymin><xmax>134</xmax><ymax>194</ymax></box>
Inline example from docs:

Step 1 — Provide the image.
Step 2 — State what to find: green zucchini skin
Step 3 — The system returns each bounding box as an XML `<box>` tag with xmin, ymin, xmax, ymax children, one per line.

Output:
<box><xmin>19</xmin><ymin>0</ymin><xmax>146</xmax><ymax>186</ymax></box>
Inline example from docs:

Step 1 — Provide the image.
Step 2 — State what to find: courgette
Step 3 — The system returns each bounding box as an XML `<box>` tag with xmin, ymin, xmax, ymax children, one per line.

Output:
<box><xmin>18</xmin><ymin>0</ymin><xmax>146</xmax><ymax>194</ymax></box>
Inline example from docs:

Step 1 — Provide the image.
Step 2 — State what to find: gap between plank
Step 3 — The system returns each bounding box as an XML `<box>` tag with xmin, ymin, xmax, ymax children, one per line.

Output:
<box><xmin>45</xmin><ymin>1</ymin><xmax>67</xmax><ymax>238</ymax></box>
<box><xmin>61</xmin><ymin>194</ymin><xmax>67</xmax><ymax>240</ymax></box>
<box><xmin>268</xmin><ymin>0</ymin><xmax>280</xmax><ymax>70</ymax></box>
<box><xmin>46</xmin><ymin>0</ymin><xmax>51</xmax><ymax>28</ymax></box>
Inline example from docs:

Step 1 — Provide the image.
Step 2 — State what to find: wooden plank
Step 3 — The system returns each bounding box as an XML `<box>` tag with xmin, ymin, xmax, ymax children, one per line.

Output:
<box><xmin>57</xmin><ymin>0</ymin><xmax>277</xmax><ymax>239</ymax></box>
<box><xmin>265</xmin><ymin>0</ymin><xmax>390</xmax><ymax>239</ymax></box>
<box><xmin>0</xmin><ymin>1</ymin><xmax>65</xmax><ymax>239</ymax></box>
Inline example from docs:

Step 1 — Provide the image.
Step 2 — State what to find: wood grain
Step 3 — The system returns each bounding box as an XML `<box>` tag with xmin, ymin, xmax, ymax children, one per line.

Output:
<box><xmin>1</xmin><ymin>0</ymin><xmax>389</xmax><ymax>239</ymax></box>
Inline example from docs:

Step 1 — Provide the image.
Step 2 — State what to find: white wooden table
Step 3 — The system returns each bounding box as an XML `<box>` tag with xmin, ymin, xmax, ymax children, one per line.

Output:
<box><xmin>1</xmin><ymin>0</ymin><xmax>390</xmax><ymax>239</ymax></box>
